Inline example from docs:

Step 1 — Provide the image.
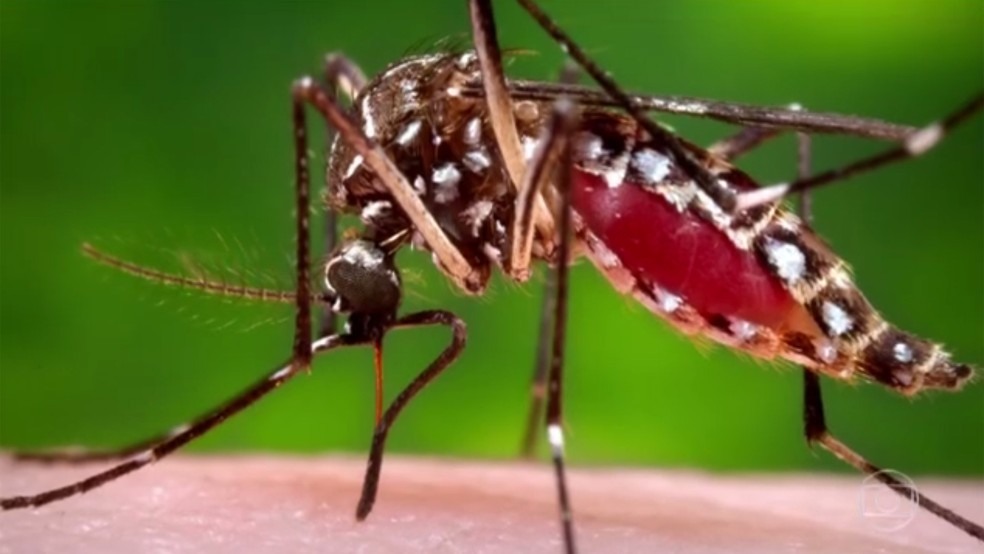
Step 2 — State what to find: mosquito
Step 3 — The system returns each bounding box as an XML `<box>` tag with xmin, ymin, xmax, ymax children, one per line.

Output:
<box><xmin>2</xmin><ymin>1</ymin><xmax>981</xmax><ymax>552</ymax></box>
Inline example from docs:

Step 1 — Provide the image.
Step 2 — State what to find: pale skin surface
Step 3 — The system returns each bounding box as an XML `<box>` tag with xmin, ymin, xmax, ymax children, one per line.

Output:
<box><xmin>0</xmin><ymin>455</ymin><xmax>981</xmax><ymax>554</ymax></box>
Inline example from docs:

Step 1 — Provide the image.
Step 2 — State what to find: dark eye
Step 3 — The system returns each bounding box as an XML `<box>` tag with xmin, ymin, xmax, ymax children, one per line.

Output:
<box><xmin>324</xmin><ymin>239</ymin><xmax>401</xmax><ymax>315</ymax></box>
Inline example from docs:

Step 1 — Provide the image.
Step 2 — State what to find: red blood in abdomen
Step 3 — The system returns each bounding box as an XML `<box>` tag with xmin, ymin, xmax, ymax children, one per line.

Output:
<box><xmin>572</xmin><ymin>170</ymin><xmax>797</xmax><ymax>330</ymax></box>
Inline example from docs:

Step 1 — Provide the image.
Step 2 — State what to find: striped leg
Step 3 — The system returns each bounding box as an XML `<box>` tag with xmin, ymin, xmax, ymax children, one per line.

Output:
<box><xmin>543</xmin><ymin>98</ymin><xmax>579</xmax><ymax>554</ymax></box>
<box><xmin>736</xmin><ymin>92</ymin><xmax>984</xmax><ymax>209</ymax></box>
<box><xmin>791</xmin><ymin>133</ymin><xmax>984</xmax><ymax>542</ymax></box>
<box><xmin>7</xmin><ymin>73</ymin><xmax>328</xmax><ymax>465</ymax></box>
<box><xmin>520</xmin><ymin>274</ymin><xmax>555</xmax><ymax>459</ymax></box>
<box><xmin>0</xmin><ymin>333</ymin><xmax>360</xmax><ymax>510</ymax></box>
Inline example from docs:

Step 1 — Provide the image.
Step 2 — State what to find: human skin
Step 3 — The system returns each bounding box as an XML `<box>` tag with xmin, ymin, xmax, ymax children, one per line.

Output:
<box><xmin>1</xmin><ymin>455</ymin><xmax>981</xmax><ymax>553</ymax></box>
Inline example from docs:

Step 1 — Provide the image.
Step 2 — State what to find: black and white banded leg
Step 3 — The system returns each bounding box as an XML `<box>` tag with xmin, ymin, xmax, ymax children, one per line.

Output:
<box><xmin>0</xmin><ymin>332</ymin><xmax>358</xmax><ymax>510</ymax></box>
<box><xmin>542</xmin><ymin>98</ymin><xmax>580</xmax><ymax>554</ymax></box>
<box><xmin>790</xmin><ymin>132</ymin><xmax>984</xmax><ymax>542</ymax></box>
<box><xmin>736</xmin><ymin>92</ymin><xmax>984</xmax><ymax>210</ymax></box>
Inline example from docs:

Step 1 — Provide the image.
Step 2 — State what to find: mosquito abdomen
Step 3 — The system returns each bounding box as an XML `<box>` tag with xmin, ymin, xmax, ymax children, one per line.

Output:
<box><xmin>570</xmin><ymin>116</ymin><xmax>973</xmax><ymax>394</ymax></box>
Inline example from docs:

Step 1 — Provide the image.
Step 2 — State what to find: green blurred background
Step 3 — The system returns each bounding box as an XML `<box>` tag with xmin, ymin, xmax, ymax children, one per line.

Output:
<box><xmin>2</xmin><ymin>1</ymin><xmax>981</xmax><ymax>477</ymax></box>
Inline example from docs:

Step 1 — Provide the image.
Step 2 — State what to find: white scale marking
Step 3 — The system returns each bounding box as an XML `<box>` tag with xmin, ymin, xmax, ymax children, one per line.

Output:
<box><xmin>665</xmin><ymin>101</ymin><xmax>708</xmax><ymax>115</ymax></box>
<box><xmin>631</xmin><ymin>148</ymin><xmax>671</xmax><ymax>184</ymax></box>
<box><xmin>312</xmin><ymin>335</ymin><xmax>334</xmax><ymax>353</ymax></box>
<box><xmin>399</xmin><ymin>79</ymin><xmax>419</xmax><ymax>106</ymax></box>
<box><xmin>464</xmin><ymin>118</ymin><xmax>482</xmax><ymax>145</ymax></box>
<box><xmin>456</xmin><ymin>51</ymin><xmax>476</xmax><ymax>69</ymax></box>
<box><xmin>547</xmin><ymin>423</ymin><xmax>565</xmax><ymax>452</ymax></box>
<box><xmin>167</xmin><ymin>424</ymin><xmax>191</xmax><ymax>438</ymax></box>
<box><xmin>815</xmin><ymin>339</ymin><xmax>838</xmax><ymax>364</ymax></box>
<box><xmin>343</xmin><ymin>155</ymin><xmax>363</xmax><ymax>180</ymax></box>
<box><xmin>730</xmin><ymin>319</ymin><xmax>758</xmax><ymax>342</ymax></box>
<box><xmin>432</xmin><ymin>163</ymin><xmax>462</xmax><ymax>203</ymax></box>
<box><xmin>905</xmin><ymin>123</ymin><xmax>943</xmax><ymax>155</ymax></box>
<box><xmin>893</xmin><ymin>341</ymin><xmax>914</xmax><ymax>364</ymax></box>
<box><xmin>396</xmin><ymin>120</ymin><xmax>422</xmax><ymax>146</ymax></box>
<box><xmin>651</xmin><ymin>284</ymin><xmax>682</xmax><ymax>313</ymax></box>
<box><xmin>521</xmin><ymin>135</ymin><xmax>540</xmax><ymax>162</ymax></box>
<box><xmin>463</xmin><ymin>200</ymin><xmax>494</xmax><ymax>236</ymax></box>
<box><xmin>463</xmin><ymin>149</ymin><xmax>491</xmax><ymax>173</ymax></box>
<box><xmin>734</xmin><ymin>182</ymin><xmax>789</xmax><ymax>211</ymax></box>
<box><xmin>361</xmin><ymin>96</ymin><xmax>376</xmax><ymax>138</ymax></box>
<box><xmin>343</xmin><ymin>241</ymin><xmax>386</xmax><ymax>269</ymax></box>
<box><xmin>762</xmin><ymin>237</ymin><xmax>807</xmax><ymax>284</ymax></box>
<box><xmin>269</xmin><ymin>365</ymin><xmax>293</xmax><ymax>381</ymax></box>
<box><xmin>361</xmin><ymin>200</ymin><xmax>391</xmax><ymax>222</ymax></box>
<box><xmin>574</xmin><ymin>132</ymin><xmax>604</xmax><ymax>162</ymax></box>
<box><xmin>602</xmin><ymin>153</ymin><xmax>630</xmax><ymax>188</ymax></box>
<box><xmin>821</xmin><ymin>301</ymin><xmax>853</xmax><ymax>336</ymax></box>
<box><xmin>133</xmin><ymin>450</ymin><xmax>156</xmax><ymax>464</ymax></box>
<box><xmin>656</xmin><ymin>182</ymin><xmax>697</xmax><ymax>213</ymax></box>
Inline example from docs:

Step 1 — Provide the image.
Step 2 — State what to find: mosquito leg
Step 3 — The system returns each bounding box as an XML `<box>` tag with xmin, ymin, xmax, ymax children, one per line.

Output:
<box><xmin>0</xmin><ymin>333</ymin><xmax>364</xmax><ymax>510</ymax></box>
<box><xmin>506</xmin><ymin>87</ymin><xmax>576</xmax><ymax>279</ymax></box>
<box><xmin>796</xmin><ymin>132</ymin><xmax>813</xmax><ymax>224</ymax></box>
<box><xmin>292</xmin><ymin>78</ymin><xmax>482</xmax><ymax>293</ymax></box>
<box><xmin>480</xmin><ymin>81</ymin><xmax>917</xmax><ymax>141</ymax></box>
<box><xmin>793</xmin><ymin>133</ymin><xmax>984</xmax><ymax>542</ymax></box>
<box><xmin>515</xmin><ymin>0</ymin><xmax>735</xmax><ymax>213</ymax></box>
<box><xmin>318</xmin><ymin>54</ymin><xmax>368</xmax><ymax>336</ymax></box>
<box><xmin>709</xmin><ymin>105</ymin><xmax>817</xmax><ymax>165</ymax></box>
<box><xmin>323</xmin><ymin>53</ymin><xmax>367</xmax><ymax>103</ymax></box>
<box><xmin>468</xmin><ymin>0</ymin><xmax>555</xmax><ymax>249</ymax></box>
<box><xmin>354</xmin><ymin>310</ymin><xmax>467</xmax><ymax>520</ymax></box>
<box><xmin>516</xmin><ymin>64</ymin><xmax>580</xmax><ymax>457</ymax></box>
<box><xmin>8</xmin><ymin>79</ymin><xmax>334</xmax><ymax>465</ymax></box>
<box><xmin>736</xmin><ymin>92</ymin><xmax>984</xmax><ymax>210</ymax></box>
<box><xmin>708</xmin><ymin>126</ymin><xmax>783</xmax><ymax>161</ymax></box>
<box><xmin>290</xmin><ymin>78</ymin><xmax>317</xmax><ymax>373</ymax></box>
<box><xmin>9</xmin><ymin>245</ymin><xmax>336</xmax><ymax>464</ymax></box>
<box><xmin>542</xmin><ymin>98</ymin><xmax>580</xmax><ymax>554</ymax></box>
<box><xmin>520</xmin><ymin>271</ymin><xmax>555</xmax><ymax>458</ymax></box>
<box><xmin>803</xmin><ymin>372</ymin><xmax>984</xmax><ymax>540</ymax></box>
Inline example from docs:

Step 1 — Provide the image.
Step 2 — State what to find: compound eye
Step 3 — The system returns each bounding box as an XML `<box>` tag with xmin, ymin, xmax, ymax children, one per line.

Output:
<box><xmin>324</xmin><ymin>239</ymin><xmax>401</xmax><ymax>315</ymax></box>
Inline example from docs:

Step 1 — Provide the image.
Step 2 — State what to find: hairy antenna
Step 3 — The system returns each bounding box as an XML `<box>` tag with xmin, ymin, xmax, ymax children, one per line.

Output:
<box><xmin>81</xmin><ymin>243</ymin><xmax>324</xmax><ymax>305</ymax></box>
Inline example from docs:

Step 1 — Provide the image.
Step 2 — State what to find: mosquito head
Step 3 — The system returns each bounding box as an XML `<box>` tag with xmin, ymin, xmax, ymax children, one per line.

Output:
<box><xmin>324</xmin><ymin>239</ymin><xmax>401</xmax><ymax>318</ymax></box>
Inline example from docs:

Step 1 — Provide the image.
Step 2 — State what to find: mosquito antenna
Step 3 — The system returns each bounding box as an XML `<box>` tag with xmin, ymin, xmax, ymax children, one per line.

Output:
<box><xmin>81</xmin><ymin>242</ymin><xmax>327</xmax><ymax>305</ymax></box>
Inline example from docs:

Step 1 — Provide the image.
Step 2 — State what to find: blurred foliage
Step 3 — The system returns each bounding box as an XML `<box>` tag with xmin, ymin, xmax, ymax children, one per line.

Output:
<box><xmin>1</xmin><ymin>0</ymin><xmax>981</xmax><ymax>477</ymax></box>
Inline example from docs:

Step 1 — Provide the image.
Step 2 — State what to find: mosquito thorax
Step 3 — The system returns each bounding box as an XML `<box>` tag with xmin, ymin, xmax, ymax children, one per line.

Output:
<box><xmin>324</xmin><ymin>239</ymin><xmax>401</xmax><ymax>318</ymax></box>
<box><xmin>326</xmin><ymin>51</ymin><xmax>525</xmax><ymax>291</ymax></box>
